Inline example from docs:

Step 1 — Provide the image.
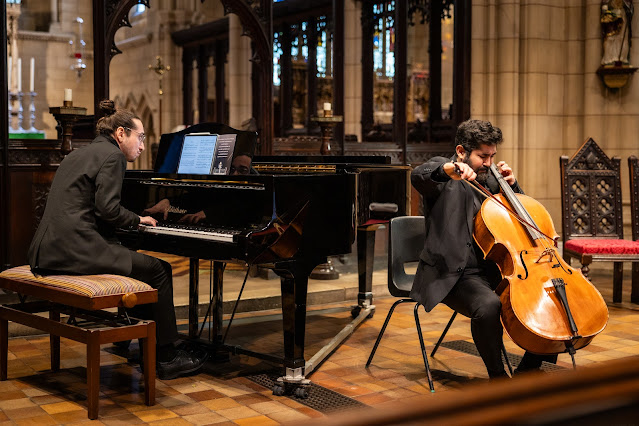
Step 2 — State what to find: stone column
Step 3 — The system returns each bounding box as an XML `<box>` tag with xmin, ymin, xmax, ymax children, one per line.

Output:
<box><xmin>228</xmin><ymin>14</ymin><xmax>252</xmax><ymax>129</ymax></box>
<box><xmin>344</xmin><ymin>0</ymin><xmax>362</xmax><ymax>141</ymax></box>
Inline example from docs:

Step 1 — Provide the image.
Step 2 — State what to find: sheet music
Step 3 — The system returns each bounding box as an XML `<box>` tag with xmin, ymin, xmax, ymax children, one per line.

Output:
<box><xmin>177</xmin><ymin>133</ymin><xmax>218</xmax><ymax>174</ymax></box>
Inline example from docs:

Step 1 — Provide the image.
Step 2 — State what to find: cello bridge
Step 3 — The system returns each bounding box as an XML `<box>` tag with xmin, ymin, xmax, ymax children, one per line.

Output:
<box><xmin>535</xmin><ymin>248</ymin><xmax>555</xmax><ymax>264</ymax></box>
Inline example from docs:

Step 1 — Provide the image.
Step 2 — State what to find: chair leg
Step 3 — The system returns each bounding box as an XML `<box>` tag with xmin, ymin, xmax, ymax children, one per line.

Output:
<box><xmin>86</xmin><ymin>331</ymin><xmax>100</xmax><ymax>420</ymax></box>
<box><xmin>431</xmin><ymin>311</ymin><xmax>457</xmax><ymax>357</ymax></box>
<box><xmin>631</xmin><ymin>262</ymin><xmax>639</xmax><ymax>304</ymax></box>
<box><xmin>49</xmin><ymin>310</ymin><xmax>60</xmax><ymax>372</ymax></box>
<box><xmin>501</xmin><ymin>343</ymin><xmax>513</xmax><ymax>376</ymax></box>
<box><xmin>414</xmin><ymin>304</ymin><xmax>434</xmax><ymax>392</ymax></box>
<box><xmin>143</xmin><ymin>321</ymin><xmax>156</xmax><ymax>406</ymax></box>
<box><xmin>612</xmin><ymin>262</ymin><xmax>623</xmax><ymax>303</ymax></box>
<box><xmin>366</xmin><ymin>299</ymin><xmax>412</xmax><ymax>367</ymax></box>
<box><xmin>0</xmin><ymin>317</ymin><xmax>7</xmax><ymax>381</ymax></box>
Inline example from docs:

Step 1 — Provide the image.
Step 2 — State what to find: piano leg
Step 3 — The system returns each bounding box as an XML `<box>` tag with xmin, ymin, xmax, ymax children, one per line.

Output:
<box><xmin>355</xmin><ymin>224</ymin><xmax>380</xmax><ymax>318</ymax></box>
<box><xmin>273</xmin><ymin>261</ymin><xmax>312</xmax><ymax>398</ymax></box>
<box><xmin>211</xmin><ymin>262</ymin><xmax>225</xmax><ymax>344</ymax></box>
<box><xmin>189</xmin><ymin>258</ymin><xmax>199</xmax><ymax>338</ymax></box>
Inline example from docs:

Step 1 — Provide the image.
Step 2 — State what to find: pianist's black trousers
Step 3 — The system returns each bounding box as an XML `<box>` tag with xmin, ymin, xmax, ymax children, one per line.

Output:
<box><xmin>127</xmin><ymin>251</ymin><xmax>179</xmax><ymax>347</ymax></box>
<box><xmin>442</xmin><ymin>271</ymin><xmax>557</xmax><ymax>377</ymax></box>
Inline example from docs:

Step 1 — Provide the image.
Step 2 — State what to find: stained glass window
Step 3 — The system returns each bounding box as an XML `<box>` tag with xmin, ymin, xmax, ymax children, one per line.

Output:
<box><xmin>373</xmin><ymin>1</ymin><xmax>395</xmax><ymax>79</ymax></box>
<box><xmin>273</xmin><ymin>31</ymin><xmax>283</xmax><ymax>86</ymax></box>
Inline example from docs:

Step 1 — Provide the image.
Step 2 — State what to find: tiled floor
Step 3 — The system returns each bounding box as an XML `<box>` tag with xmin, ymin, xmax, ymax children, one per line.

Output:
<box><xmin>1</xmin><ymin>263</ymin><xmax>638</xmax><ymax>423</ymax></box>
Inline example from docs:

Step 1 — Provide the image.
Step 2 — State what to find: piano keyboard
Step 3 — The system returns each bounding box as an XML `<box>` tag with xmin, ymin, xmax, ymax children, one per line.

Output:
<box><xmin>138</xmin><ymin>223</ymin><xmax>242</xmax><ymax>242</ymax></box>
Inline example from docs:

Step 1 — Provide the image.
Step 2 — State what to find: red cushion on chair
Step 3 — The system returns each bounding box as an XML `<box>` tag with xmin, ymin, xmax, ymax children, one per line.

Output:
<box><xmin>564</xmin><ymin>239</ymin><xmax>639</xmax><ymax>255</ymax></box>
<box><xmin>362</xmin><ymin>219</ymin><xmax>389</xmax><ymax>226</ymax></box>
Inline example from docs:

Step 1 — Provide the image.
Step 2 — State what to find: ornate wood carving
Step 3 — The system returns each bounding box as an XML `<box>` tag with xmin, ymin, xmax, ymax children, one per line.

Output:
<box><xmin>272</xmin><ymin>136</ymin><xmax>451</xmax><ymax>166</ymax></box>
<box><xmin>560</xmin><ymin>138</ymin><xmax>623</xmax><ymax>240</ymax></box>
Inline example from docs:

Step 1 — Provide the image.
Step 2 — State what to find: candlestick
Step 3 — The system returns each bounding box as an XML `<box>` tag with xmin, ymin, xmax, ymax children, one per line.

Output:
<box><xmin>323</xmin><ymin>102</ymin><xmax>333</xmax><ymax>117</ymax></box>
<box><xmin>29</xmin><ymin>57</ymin><xmax>34</xmax><ymax>92</ymax></box>
<box><xmin>27</xmin><ymin>92</ymin><xmax>41</xmax><ymax>133</ymax></box>
<box><xmin>64</xmin><ymin>88</ymin><xmax>73</xmax><ymax>107</ymax></box>
<box><xmin>16</xmin><ymin>91</ymin><xmax>24</xmax><ymax>132</ymax></box>
<box><xmin>17</xmin><ymin>57</ymin><xmax>21</xmax><ymax>92</ymax></box>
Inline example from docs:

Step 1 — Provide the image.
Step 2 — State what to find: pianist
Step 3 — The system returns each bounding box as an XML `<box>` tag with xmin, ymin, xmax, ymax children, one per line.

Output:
<box><xmin>27</xmin><ymin>100</ymin><xmax>208</xmax><ymax>380</ymax></box>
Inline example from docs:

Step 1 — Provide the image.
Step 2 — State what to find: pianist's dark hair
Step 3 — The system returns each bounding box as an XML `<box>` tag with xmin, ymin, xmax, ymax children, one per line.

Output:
<box><xmin>95</xmin><ymin>99</ymin><xmax>141</xmax><ymax>137</ymax></box>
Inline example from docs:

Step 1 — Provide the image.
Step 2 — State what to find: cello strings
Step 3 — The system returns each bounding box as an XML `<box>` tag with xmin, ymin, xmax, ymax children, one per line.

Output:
<box><xmin>462</xmin><ymin>179</ymin><xmax>556</xmax><ymax>245</ymax></box>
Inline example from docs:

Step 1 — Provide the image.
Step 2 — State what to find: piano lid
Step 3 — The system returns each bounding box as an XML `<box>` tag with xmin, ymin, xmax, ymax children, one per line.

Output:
<box><xmin>154</xmin><ymin>122</ymin><xmax>258</xmax><ymax>175</ymax></box>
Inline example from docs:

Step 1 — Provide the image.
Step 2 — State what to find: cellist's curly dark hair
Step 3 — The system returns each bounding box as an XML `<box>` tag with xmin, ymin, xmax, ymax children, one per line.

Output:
<box><xmin>455</xmin><ymin>119</ymin><xmax>503</xmax><ymax>152</ymax></box>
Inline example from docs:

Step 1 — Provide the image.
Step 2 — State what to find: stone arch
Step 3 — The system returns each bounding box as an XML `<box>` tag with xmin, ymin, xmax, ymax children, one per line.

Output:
<box><xmin>93</xmin><ymin>0</ymin><xmax>273</xmax><ymax>153</ymax></box>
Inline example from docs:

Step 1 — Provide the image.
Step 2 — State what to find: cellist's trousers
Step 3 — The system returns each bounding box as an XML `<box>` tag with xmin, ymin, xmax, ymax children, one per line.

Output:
<box><xmin>442</xmin><ymin>271</ymin><xmax>556</xmax><ymax>377</ymax></box>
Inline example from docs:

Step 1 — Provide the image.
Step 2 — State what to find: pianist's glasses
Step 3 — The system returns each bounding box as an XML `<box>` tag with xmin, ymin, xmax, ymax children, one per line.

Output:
<box><xmin>124</xmin><ymin>127</ymin><xmax>146</xmax><ymax>143</ymax></box>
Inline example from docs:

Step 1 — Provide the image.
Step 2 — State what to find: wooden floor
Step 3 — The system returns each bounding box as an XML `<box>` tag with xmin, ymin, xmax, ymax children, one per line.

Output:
<box><xmin>1</xmin><ymin>269</ymin><xmax>638</xmax><ymax>424</ymax></box>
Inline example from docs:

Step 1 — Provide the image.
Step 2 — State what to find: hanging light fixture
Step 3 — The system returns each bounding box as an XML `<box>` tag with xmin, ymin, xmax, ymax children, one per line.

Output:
<box><xmin>69</xmin><ymin>17</ymin><xmax>87</xmax><ymax>79</ymax></box>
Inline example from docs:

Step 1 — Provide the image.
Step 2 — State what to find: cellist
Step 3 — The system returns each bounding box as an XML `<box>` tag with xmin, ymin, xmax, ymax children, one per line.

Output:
<box><xmin>410</xmin><ymin>119</ymin><xmax>556</xmax><ymax>379</ymax></box>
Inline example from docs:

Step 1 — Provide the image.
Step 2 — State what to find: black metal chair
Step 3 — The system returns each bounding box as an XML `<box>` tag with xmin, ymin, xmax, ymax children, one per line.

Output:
<box><xmin>366</xmin><ymin>216</ymin><xmax>513</xmax><ymax>391</ymax></box>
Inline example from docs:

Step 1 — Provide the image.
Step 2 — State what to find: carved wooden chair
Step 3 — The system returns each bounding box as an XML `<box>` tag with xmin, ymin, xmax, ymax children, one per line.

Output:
<box><xmin>628</xmin><ymin>156</ymin><xmax>639</xmax><ymax>303</ymax></box>
<box><xmin>559</xmin><ymin>138</ymin><xmax>639</xmax><ymax>303</ymax></box>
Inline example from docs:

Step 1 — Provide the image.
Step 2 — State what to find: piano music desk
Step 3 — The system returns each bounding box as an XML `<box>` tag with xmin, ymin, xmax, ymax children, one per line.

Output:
<box><xmin>0</xmin><ymin>266</ymin><xmax>158</xmax><ymax>419</ymax></box>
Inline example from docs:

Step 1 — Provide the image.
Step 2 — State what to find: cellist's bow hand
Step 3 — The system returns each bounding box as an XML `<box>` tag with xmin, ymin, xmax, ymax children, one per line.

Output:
<box><xmin>444</xmin><ymin>161</ymin><xmax>477</xmax><ymax>182</ymax></box>
<box><xmin>496</xmin><ymin>161</ymin><xmax>516</xmax><ymax>186</ymax></box>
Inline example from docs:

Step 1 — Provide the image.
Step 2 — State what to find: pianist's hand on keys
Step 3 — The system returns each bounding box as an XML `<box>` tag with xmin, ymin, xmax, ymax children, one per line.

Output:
<box><xmin>139</xmin><ymin>215</ymin><xmax>157</xmax><ymax>227</ymax></box>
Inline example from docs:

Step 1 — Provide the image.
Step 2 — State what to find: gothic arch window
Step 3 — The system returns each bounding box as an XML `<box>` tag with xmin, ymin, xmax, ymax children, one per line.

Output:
<box><xmin>361</xmin><ymin>0</ymin><xmax>465</xmax><ymax>144</ymax></box>
<box><xmin>273</xmin><ymin>3</ymin><xmax>333</xmax><ymax>136</ymax></box>
<box><xmin>373</xmin><ymin>1</ymin><xmax>395</xmax><ymax>79</ymax></box>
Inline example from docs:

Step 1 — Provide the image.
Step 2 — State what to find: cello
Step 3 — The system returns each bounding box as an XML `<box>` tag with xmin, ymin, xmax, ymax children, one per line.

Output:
<box><xmin>472</xmin><ymin>163</ymin><xmax>608</xmax><ymax>362</ymax></box>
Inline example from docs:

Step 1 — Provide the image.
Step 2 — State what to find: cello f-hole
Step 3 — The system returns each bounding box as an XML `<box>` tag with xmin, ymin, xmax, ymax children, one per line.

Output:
<box><xmin>517</xmin><ymin>250</ymin><xmax>529</xmax><ymax>280</ymax></box>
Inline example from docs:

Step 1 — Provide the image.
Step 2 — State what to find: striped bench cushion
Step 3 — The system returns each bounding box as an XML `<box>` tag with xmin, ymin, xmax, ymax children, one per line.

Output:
<box><xmin>0</xmin><ymin>265</ymin><xmax>153</xmax><ymax>297</ymax></box>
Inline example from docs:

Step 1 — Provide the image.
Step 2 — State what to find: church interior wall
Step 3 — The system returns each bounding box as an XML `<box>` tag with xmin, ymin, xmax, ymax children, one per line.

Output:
<box><xmin>6</xmin><ymin>0</ymin><xmax>639</xmax><ymax>234</ymax></box>
<box><xmin>472</xmin><ymin>0</ymin><xmax>639</xmax><ymax>234</ymax></box>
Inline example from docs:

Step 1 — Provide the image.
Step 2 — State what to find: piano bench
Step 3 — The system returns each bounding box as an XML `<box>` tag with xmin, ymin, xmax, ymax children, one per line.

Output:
<box><xmin>0</xmin><ymin>265</ymin><xmax>158</xmax><ymax>420</ymax></box>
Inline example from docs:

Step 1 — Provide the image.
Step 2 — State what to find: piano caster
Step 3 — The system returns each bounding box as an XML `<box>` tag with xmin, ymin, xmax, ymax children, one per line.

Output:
<box><xmin>273</xmin><ymin>367</ymin><xmax>311</xmax><ymax>399</ymax></box>
<box><xmin>351</xmin><ymin>301</ymin><xmax>375</xmax><ymax>319</ymax></box>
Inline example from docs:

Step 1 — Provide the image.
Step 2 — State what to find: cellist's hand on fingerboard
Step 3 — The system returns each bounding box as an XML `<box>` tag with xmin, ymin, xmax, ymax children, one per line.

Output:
<box><xmin>495</xmin><ymin>161</ymin><xmax>516</xmax><ymax>186</ymax></box>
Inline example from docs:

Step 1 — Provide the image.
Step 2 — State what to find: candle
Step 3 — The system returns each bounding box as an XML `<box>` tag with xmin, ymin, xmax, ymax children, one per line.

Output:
<box><xmin>29</xmin><ymin>57</ymin><xmax>34</xmax><ymax>92</ymax></box>
<box><xmin>7</xmin><ymin>56</ymin><xmax>11</xmax><ymax>90</ymax></box>
<box><xmin>17</xmin><ymin>57</ymin><xmax>21</xmax><ymax>92</ymax></box>
<box><xmin>323</xmin><ymin>102</ymin><xmax>332</xmax><ymax>111</ymax></box>
<box><xmin>64</xmin><ymin>88</ymin><xmax>72</xmax><ymax>102</ymax></box>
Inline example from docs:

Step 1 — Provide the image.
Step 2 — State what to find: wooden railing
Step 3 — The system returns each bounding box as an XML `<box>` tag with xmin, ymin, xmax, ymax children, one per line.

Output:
<box><xmin>312</xmin><ymin>356</ymin><xmax>639</xmax><ymax>425</ymax></box>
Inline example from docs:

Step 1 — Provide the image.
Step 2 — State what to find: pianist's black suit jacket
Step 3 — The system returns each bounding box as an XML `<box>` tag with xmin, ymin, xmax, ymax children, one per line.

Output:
<box><xmin>409</xmin><ymin>155</ymin><xmax>522</xmax><ymax>312</ymax></box>
<box><xmin>28</xmin><ymin>135</ymin><xmax>140</xmax><ymax>275</ymax></box>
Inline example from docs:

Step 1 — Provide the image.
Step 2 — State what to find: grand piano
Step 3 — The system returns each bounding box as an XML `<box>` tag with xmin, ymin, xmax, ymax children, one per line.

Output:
<box><xmin>118</xmin><ymin>124</ymin><xmax>410</xmax><ymax>395</ymax></box>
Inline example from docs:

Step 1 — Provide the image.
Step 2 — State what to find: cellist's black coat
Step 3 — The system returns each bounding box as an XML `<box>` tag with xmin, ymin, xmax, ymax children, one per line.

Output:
<box><xmin>409</xmin><ymin>155</ymin><xmax>522</xmax><ymax>311</ymax></box>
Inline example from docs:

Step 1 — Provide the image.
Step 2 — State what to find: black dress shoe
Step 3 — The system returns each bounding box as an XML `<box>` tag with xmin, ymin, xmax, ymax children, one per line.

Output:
<box><xmin>157</xmin><ymin>347</ymin><xmax>209</xmax><ymax>380</ymax></box>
